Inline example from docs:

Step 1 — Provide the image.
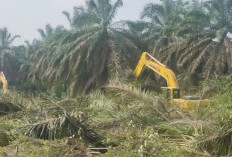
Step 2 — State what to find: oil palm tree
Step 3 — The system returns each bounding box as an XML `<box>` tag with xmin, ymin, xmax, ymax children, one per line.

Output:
<box><xmin>37</xmin><ymin>24</ymin><xmax>68</xmax><ymax>41</ymax></box>
<box><xmin>0</xmin><ymin>27</ymin><xmax>21</xmax><ymax>83</ymax></box>
<box><xmin>27</xmin><ymin>25</ymin><xmax>69</xmax><ymax>80</ymax></box>
<box><xmin>28</xmin><ymin>0</ymin><xmax>142</xmax><ymax>97</ymax></box>
<box><xmin>19</xmin><ymin>39</ymin><xmax>42</xmax><ymax>79</ymax></box>
<box><xmin>140</xmin><ymin>0</ymin><xmax>186</xmax><ymax>51</ymax></box>
<box><xmin>154</xmin><ymin>0</ymin><xmax>211</xmax><ymax>70</ymax></box>
<box><xmin>62</xmin><ymin>6</ymin><xmax>100</xmax><ymax>30</ymax></box>
<box><xmin>152</xmin><ymin>0</ymin><xmax>232</xmax><ymax>83</ymax></box>
<box><xmin>136</xmin><ymin>0</ymin><xmax>187</xmax><ymax>74</ymax></box>
<box><xmin>176</xmin><ymin>0</ymin><xmax>211</xmax><ymax>38</ymax></box>
<box><xmin>176</xmin><ymin>0</ymin><xmax>232</xmax><ymax>80</ymax></box>
<box><xmin>37</xmin><ymin>24</ymin><xmax>53</xmax><ymax>39</ymax></box>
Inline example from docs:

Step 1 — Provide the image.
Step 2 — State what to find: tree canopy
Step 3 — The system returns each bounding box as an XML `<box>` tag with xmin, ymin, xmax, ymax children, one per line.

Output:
<box><xmin>1</xmin><ymin>0</ymin><xmax>232</xmax><ymax>95</ymax></box>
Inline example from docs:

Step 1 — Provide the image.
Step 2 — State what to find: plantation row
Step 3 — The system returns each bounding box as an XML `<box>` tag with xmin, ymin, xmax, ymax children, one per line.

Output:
<box><xmin>0</xmin><ymin>0</ymin><xmax>231</xmax><ymax>98</ymax></box>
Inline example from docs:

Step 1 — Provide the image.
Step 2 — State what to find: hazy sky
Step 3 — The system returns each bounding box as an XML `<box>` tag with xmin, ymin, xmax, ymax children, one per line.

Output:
<box><xmin>0</xmin><ymin>0</ymin><xmax>159</xmax><ymax>45</ymax></box>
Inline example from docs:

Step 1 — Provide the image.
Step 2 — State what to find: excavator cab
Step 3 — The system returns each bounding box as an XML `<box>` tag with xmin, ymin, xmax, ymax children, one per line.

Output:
<box><xmin>162</xmin><ymin>87</ymin><xmax>181</xmax><ymax>104</ymax></box>
<box><xmin>172</xmin><ymin>88</ymin><xmax>181</xmax><ymax>99</ymax></box>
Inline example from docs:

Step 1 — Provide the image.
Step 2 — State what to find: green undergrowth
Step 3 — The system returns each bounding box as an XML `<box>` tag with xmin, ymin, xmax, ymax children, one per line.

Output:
<box><xmin>0</xmin><ymin>77</ymin><xmax>232</xmax><ymax>156</ymax></box>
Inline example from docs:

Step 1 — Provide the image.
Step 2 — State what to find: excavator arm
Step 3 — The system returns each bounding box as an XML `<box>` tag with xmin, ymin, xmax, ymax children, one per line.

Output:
<box><xmin>134</xmin><ymin>52</ymin><xmax>179</xmax><ymax>89</ymax></box>
<box><xmin>134</xmin><ymin>52</ymin><xmax>181</xmax><ymax>103</ymax></box>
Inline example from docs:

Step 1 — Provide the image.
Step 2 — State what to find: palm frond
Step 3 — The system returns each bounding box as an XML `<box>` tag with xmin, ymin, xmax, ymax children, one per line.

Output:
<box><xmin>189</xmin><ymin>44</ymin><xmax>211</xmax><ymax>74</ymax></box>
<box><xmin>103</xmin><ymin>83</ymin><xmax>170</xmax><ymax>122</ymax></box>
<box><xmin>27</xmin><ymin>113</ymin><xmax>104</xmax><ymax>147</ymax></box>
<box><xmin>197</xmin><ymin>128</ymin><xmax>232</xmax><ymax>156</ymax></box>
<box><xmin>62</xmin><ymin>11</ymin><xmax>72</xmax><ymax>24</ymax></box>
<box><xmin>37</xmin><ymin>29</ymin><xmax>46</xmax><ymax>39</ymax></box>
<box><xmin>107</xmin><ymin>0</ymin><xmax>123</xmax><ymax>23</ymax></box>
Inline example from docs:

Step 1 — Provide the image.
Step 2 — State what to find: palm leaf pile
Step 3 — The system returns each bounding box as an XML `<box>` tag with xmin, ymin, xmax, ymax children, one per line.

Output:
<box><xmin>27</xmin><ymin>113</ymin><xmax>105</xmax><ymax>147</ymax></box>
<box><xmin>102</xmin><ymin>83</ymin><xmax>170</xmax><ymax>125</ymax></box>
<box><xmin>0</xmin><ymin>79</ymin><xmax>231</xmax><ymax>156</ymax></box>
<box><xmin>0</xmin><ymin>93</ymin><xmax>21</xmax><ymax>116</ymax></box>
<box><xmin>0</xmin><ymin>101</ymin><xmax>21</xmax><ymax>116</ymax></box>
<box><xmin>197</xmin><ymin>129</ymin><xmax>232</xmax><ymax>156</ymax></box>
<box><xmin>0</xmin><ymin>130</ymin><xmax>10</xmax><ymax>147</ymax></box>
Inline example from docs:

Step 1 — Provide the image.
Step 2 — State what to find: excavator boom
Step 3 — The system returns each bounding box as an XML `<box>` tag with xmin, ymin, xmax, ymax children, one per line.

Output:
<box><xmin>134</xmin><ymin>52</ymin><xmax>179</xmax><ymax>88</ymax></box>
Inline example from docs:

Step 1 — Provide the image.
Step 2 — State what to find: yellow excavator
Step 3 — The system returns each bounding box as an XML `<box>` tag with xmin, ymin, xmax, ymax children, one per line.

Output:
<box><xmin>0</xmin><ymin>72</ymin><xmax>8</xmax><ymax>92</ymax></box>
<box><xmin>134</xmin><ymin>52</ymin><xmax>209</xmax><ymax>110</ymax></box>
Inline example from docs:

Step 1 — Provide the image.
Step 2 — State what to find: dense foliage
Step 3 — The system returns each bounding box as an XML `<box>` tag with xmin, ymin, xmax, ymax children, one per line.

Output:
<box><xmin>26</xmin><ymin>0</ymin><xmax>142</xmax><ymax>97</ymax></box>
<box><xmin>1</xmin><ymin>0</ymin><xmax>231</xmax><ymax>95</ymax></box>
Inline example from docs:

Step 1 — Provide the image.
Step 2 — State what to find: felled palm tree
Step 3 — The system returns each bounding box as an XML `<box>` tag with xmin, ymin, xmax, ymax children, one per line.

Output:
<box><xmin>28</xmin><ymin>0</ymin><xmax>142</xmax><ymax>97</ymax></box>
<box><xmin>0</xmin><ymin>27</ymin><xmax>21</xmax><ymax>83</ymax></box>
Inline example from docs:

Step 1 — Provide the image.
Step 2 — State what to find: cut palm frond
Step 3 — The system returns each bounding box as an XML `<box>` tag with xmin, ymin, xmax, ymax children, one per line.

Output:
<box><xmin>103</xmin><ymin>83</ymin><xmax>170</xmax><ymax>123</ymax></box>
<box><xmin>27</xmin><ymin>113</ymin><xmax>104</xmax><ymax>147</ymax></box>
<box><xmin>197</xmin><ymin>129</ymin><xmax>232</xmax><ymax>156</ymax></box>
